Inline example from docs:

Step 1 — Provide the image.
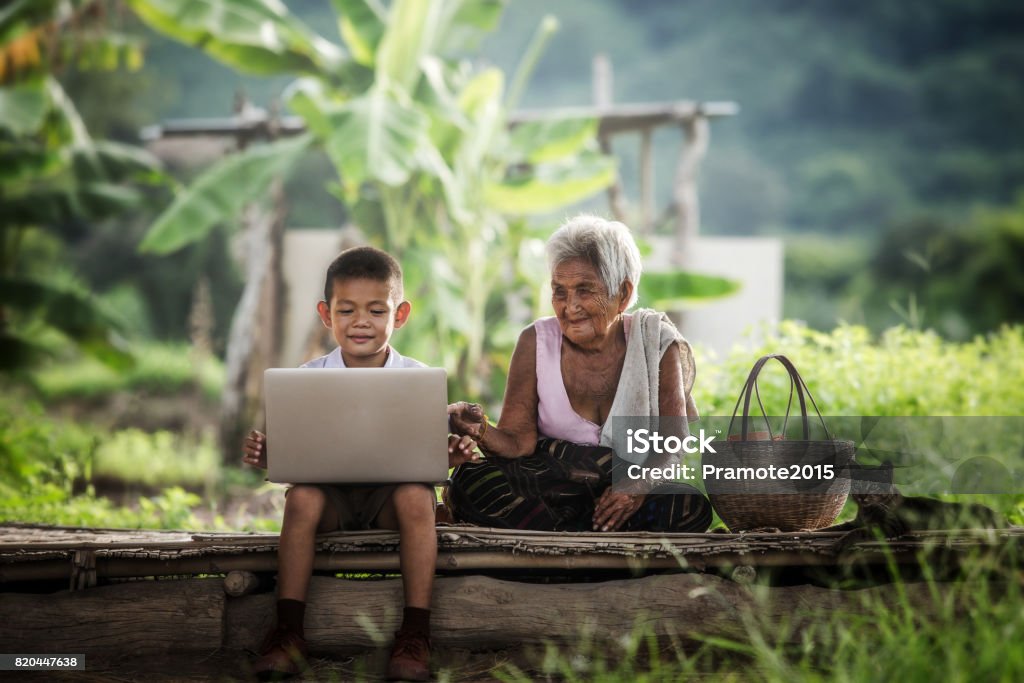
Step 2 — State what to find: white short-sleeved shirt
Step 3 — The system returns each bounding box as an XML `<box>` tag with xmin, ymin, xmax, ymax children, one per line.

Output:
<box><xmin>300</xmin><ymin>346</ymin><xmax>426</xmax><ymax>369</ymax></box>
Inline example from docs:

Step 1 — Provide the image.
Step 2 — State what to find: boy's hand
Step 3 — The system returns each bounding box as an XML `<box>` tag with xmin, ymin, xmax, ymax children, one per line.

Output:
<box><xmin>447</xmin><ymin>401</ymin><xmax>486</xmax><ymax>439</ymax></box>
<box><xmin>448</xmin><ymin>434</ymin><xmax>480</xmax><ymax>468</ymax></box>
<box><xmin>242</xmin><ymin>430</ymin><xmax>267</xmax><ymax>469</ymax></box>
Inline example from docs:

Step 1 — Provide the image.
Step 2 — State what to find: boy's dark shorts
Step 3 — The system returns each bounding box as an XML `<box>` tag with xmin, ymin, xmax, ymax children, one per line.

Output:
<box><xmin>287</xmin><ymin>484</ymin><xmax>435</xmax><ymax>530</ymax></box>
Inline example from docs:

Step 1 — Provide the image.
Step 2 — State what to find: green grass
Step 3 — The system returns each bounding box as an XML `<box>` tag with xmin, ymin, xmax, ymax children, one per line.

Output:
<box><xmin>494</xmin><ymin>554</ymin><xmax>1024</xmax><ymax>682</ymax></box>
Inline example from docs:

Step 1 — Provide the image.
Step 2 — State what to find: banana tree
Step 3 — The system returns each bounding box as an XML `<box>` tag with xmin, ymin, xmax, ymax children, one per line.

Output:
<box><xmin>132</xmin><ymin>0</ymin><xmax>617</xmax><ymax>405</ymax></box>
<box><xmin>0</xmin><ymin>0</ymin><xmax>164</xmax><ymax>372</ymax></box>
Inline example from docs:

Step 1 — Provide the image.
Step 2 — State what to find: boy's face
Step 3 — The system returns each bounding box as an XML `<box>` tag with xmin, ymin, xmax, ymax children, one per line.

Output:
<box><xmin>316</xmin><ymin>277</ymin><xmax>410</xmax><ymax>368</ymax></box>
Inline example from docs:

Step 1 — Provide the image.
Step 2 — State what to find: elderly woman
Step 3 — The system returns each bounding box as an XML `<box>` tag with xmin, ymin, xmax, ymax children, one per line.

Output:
<box><xmin>447</xmin><ymin>214</ymin><xmax>713</xmax><ymax>532</ymax></box>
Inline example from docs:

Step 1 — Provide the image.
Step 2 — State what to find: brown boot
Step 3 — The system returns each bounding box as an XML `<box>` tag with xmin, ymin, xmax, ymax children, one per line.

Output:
<box><xmin>386</xmin><ymin>629</ymin><xmax>431</xmax><ymax>681</ymax></box>
<box><xmin>252</xmin><ymin>625</ymin><xmax>309</xmax><ymax>680</ymax></box>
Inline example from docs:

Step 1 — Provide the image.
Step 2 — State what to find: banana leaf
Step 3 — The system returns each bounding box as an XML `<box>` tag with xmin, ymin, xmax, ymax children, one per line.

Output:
<box><xmin>0</xmin><ymin>276</ymin><xmax>133</xmax><ymax>370</ymax></box>
<box><xmin>320</xmin><ymin>85</ymin><xmax>428</xmax><ymax>191</ymax></box>
<box><xmin>638</xmin><ymin>270</ymin><xmax>741</xmax><ymax>310</ymax></box>
<box><xmin>0</xmin><ymin>79</ymin><xmax>48</xmax><ymax>136</ymax></box>
<box><xmin>139</xmin><ymin>132</ymin><xmax>313</xmax><ymax>254</ymax></box>
<box><xmin>127</xmin><ymin>0</ymin><xmax>344</xmax><ymax>75</ymax></box>
<box><xmin>508</xmin><ymin>116</ymin><xmax>598</xmax><ymax>164</ymax></box>
<box><xmin>484</xmin><ymin>153</ymin><xmax>616</xmax><ymax>215</ymax></box>
<box><xmin>332</xmin><ymin>0</ymin><xmax>386</xmax><ymax>67</ymax></box>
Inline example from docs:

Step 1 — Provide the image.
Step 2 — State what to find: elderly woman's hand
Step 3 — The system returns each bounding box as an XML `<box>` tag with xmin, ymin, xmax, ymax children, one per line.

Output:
<box><xmin>593</xmin><ymin>489</ymin><xmax>646</xmax><ymax>532</ymax></box>
<box><xmin>447</xmin><ymin>401</ymin><xmax>486</xmax><ymax>439</ymax></box>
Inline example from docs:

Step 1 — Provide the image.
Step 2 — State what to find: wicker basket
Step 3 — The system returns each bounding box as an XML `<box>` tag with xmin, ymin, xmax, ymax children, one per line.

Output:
<box><xmin>704</xmin><ymin>354</ymin><xmax>854</xmax><ymax>532</ymax></box>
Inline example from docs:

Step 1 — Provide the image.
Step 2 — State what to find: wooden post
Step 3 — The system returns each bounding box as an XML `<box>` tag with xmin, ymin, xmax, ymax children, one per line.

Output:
<box><xmin>640</xmin><ymin>127</ymin><xmax>654</xmax><ymax>234</ymax></box>
<box><xmin>668</xmin><ymin>116</ymin><xmax>709</xmax><ymax>333</ymax></box>
<box><xmin>593</xmin><ymin>54</ymin><xmax>628</xmax><ymax>223</ymax></box>
<box><xmin>671</xmin><ymin>116</ymin><xmax>709</xmax><ymax>268</ymax></box>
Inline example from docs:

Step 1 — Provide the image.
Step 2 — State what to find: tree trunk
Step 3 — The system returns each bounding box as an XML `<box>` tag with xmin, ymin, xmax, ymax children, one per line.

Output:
<box><xmin>0</xmin><ymin>579</ymin><xmax>224</xmax><ymax>656</ymax></box>
<box><xmin>218</xmin><ymin>181</ymin><xmax>287</xmax><ymax>462</ymax></box>
<box><xmin>0</xmin><ymin>574</ymin><xmax>979</xmax><ymax>656</ymax></box>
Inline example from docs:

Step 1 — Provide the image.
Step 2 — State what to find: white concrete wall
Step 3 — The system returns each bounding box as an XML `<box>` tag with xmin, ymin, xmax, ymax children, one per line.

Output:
<box><xmin>281</xmin><ymin>230</ymin><xmax>342</xmax><ymax>366</ymax></box>
<box><xmin>644</xmin><ymin>236</ymin><xmax>784</xmax><ymax>355</ymax></box>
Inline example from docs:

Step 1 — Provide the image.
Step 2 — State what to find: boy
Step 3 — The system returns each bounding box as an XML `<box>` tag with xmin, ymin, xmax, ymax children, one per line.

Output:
<box><xmin>242</xmin><ymin>246</ymin><xmax>477</xmax><ymax>680</ymax></box>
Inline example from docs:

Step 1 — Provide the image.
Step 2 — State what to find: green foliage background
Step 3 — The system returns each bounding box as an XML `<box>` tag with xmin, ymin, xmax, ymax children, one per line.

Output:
<box><xmin>1</xmin><ymin>4</ymin><xmax>1021</xmax><ymax>680</ymax></box>
<box><xmin>3</xmin><ymin>325</ymin><xmax>1021</xmax><ymax>530</ymax></box>
<box><xmin>110</xmin><ymin>0</ymin><xmax>1024</xmax><ymax>235</ymax></box>
<box><xmin>54</xmin><ymin>0</ymin><xmax>1024</xmax><ymax>341</ymax></box>
<box><xmin>3</xmin><ymin>0</ymin><xmax>1022</xmax><ymax>526</ymax></box>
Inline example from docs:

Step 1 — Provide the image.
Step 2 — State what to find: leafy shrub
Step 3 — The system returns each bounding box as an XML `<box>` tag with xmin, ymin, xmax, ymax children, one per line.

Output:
<box><xmin>694</xmin><ymin>322</ymin><xmax>1024</xmax><ymax>417</ymax></box>
<box><xmin>30</xmin><ymin>342</ymin><xmax>224</xmax><ymax>402</ymax></box>
<box><xmin>693</xmin><ymin>323</ymin><xmax>1024</xmax><ymax>524</ymax></box>
<box><xmin>0</xmin><ymin>394</ymin><xmax>99</xmax><ymax>496</ymax></box>
<box><xmin>0</xmin><ymin>484</ymin><xmax>204</xmax><ymax>530</ymax></box>
<box><xmin>93</xmin><ymin>428</ymin><xmax>222</xmax><ymax>490</ymax></box>
<box><xmin>0</xmin><ymin>393</ymin><xmax>276</xmax><ymax>530</ymax></box>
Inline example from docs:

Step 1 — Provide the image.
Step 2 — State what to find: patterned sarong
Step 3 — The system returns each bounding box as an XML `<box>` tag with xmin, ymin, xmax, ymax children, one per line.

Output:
<box><xmin>446</xmin><ymin>438</ymin><xmax>712</xmax><ymax>532</ymax></box>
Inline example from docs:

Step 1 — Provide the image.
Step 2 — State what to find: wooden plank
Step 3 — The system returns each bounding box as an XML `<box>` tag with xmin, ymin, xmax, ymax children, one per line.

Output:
<box><xmin>2</xmin><ymin>526</ymin><xmax>1019</xmax><ymax>583</ymax></box>
<box><xmin>514</xmin><ymin>102</ymin><xmax>739</xmax><ymax>135</ymax></box>
<box><xmin>0</xmin><ymin>523</ymin><xmax>195</xmax><ymax>545</ymax></box>
<box><xmin>0</xmin><ymin>578</ymin><xmax>225</xmax><ymax>655</ymax></box>
<box><xmin>140</xmin><ymin>102</ymin><xmax>740</xmax><ymax>145</ymax></box>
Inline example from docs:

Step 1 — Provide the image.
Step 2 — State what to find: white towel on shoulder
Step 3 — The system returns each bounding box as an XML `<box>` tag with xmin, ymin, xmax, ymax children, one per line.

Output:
<box><xmin>600</xmin><ymin>308</ymin><xmax>699</xmax><ymax>463</ymax></box>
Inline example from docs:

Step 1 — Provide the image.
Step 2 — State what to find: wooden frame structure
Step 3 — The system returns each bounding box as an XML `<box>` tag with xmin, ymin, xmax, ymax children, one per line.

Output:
<box><xmin>2</xmin><ymin>523</ymin><xmax>1019</xmax><ymax>659</ymax></box>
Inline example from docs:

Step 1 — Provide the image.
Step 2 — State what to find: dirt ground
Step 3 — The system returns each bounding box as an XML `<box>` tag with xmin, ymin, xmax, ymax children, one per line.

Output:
<box><xmin>12</xmin><ymin>646</ymin><xmax>754</xmax><ymax>682</ymax></box>
<box><xmin>17</xmin><ymin>647</ymin><xmax>529</xmax><ymax>682</ymax></box>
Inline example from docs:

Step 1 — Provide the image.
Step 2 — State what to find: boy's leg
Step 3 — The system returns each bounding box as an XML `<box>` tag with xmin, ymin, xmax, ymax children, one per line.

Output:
<box><xmin>278</xmin><ymin>484</ymin><xmax>339</xmax><ymax>603</ymax></box>
<box><xmin>375</xmin><ymin>483</ymin><xmax>437</xmax><ymax>608</ymax></box>
<box><xmin>254</xmin><ymin>484</ymin><xmax>338</xmax><ymax>678</ymax></box>
<box><xmin>375</xmin><ymin>483</ymin><xmax>437</xmax><ymax>682</ymax></box>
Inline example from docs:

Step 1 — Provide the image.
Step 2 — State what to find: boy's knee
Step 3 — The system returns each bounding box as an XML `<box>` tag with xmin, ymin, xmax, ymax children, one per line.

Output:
<box><xmin>392</xmin><ymin>484</ymin><xmax>435</xmax><ymax>522</ymax></box>
<box><xmin>285</xmin><ymin>484</ymin><xmax>327</xmax><ymax>519</ymax></box>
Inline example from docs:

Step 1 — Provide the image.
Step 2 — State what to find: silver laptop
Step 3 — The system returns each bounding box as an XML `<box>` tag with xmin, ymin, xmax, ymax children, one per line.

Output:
<box><xmin>264</xmin><ymin>368</ymin><xmax>449</xmax><ymax>484</ymax></box>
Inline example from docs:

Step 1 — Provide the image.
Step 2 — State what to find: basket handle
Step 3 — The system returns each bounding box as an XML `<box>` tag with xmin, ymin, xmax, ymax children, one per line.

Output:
<box><xmin>776</xmin><ymin>355</ymin><xmax>831</xmax><ymax>440</ymax></box>
<box><xmin>727</xmin><ymin>354</ymin><xmax>830</xmax><ymax>441</ymax></box>
<box><xmin>727</xmin><ymin>354</ymin><xmax>803</xmax><ymax>440</ymax></box>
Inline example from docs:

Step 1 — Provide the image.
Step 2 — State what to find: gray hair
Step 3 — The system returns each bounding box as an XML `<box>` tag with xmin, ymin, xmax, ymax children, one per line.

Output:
<box><xmin>546</xmin><ymin>214</ymin><xmax>642</xmax><ymax>309</ymax></box>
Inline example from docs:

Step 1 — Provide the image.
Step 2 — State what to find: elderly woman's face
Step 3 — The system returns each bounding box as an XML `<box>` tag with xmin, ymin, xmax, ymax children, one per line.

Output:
<box><xmin>551</xmin><ymin>259</ymin><xmax>628</xmax><ymax>348</ymax></box>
